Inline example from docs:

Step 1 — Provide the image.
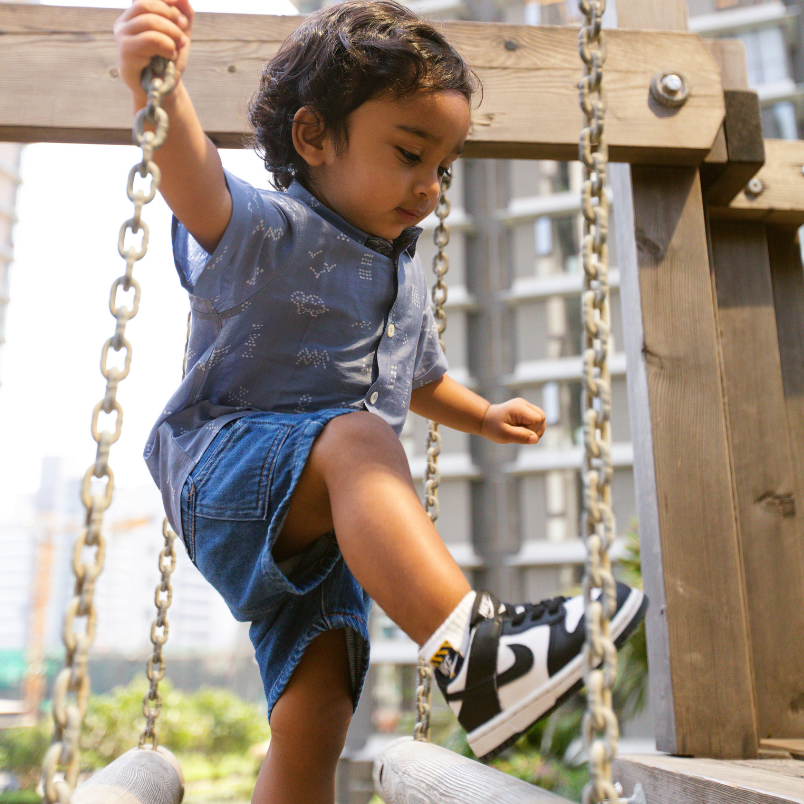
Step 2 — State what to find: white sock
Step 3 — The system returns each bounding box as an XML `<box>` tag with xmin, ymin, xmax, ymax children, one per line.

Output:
<box><xmin>419</xmin><ymin>591</ymin><xmax>476</xmax><ymax>676</ymax></box>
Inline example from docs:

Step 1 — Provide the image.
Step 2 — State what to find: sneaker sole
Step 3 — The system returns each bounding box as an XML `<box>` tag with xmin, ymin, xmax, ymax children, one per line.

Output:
<box><xmin>468</xmin><ymin>587</ymin><xmax>648</xmax><ymax>761</ymax></box>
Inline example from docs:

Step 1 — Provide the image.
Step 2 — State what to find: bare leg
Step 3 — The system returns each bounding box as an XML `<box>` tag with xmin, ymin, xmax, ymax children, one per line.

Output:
<box><xmin>273</xmin><ymin>411</ymin><xmax>471</xmax><ymax>646</ymax></box>
<box><xmin>252</xmin><ymin>629</ymin><xmax>353</xmax><ymax>804</ymax></box>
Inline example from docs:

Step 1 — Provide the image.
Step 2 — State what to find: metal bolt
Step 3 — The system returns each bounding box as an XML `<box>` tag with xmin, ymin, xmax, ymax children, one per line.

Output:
<box><xmin>650</xmin><ymin>71</ymin><xmax>690</xmax><ymax>108</ymax></box>
<box><xmin>801</xmin><ymin>165</ymin><xmax>804</xmax><ymax>177</ymax></box>
<box><xmin>746</xmin><ymin>177</ymin><xmax>764</xmax><ymax>197</ymax></box>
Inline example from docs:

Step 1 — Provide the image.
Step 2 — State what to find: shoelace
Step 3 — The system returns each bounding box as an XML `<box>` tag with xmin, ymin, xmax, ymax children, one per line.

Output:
<box><xmin>506</xmin><ymin>596</ymin><xmax>567</xmax><ymax>627</ymax></box>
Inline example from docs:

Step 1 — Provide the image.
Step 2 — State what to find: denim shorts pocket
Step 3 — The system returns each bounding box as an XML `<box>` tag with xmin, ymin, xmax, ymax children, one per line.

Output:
<box><xmin>191</xmin><ymin>418</ymin><xmax>292</xmax><ymax>520</ymax></box>
<box><xmin>180</xmin><ymin>477</ymin><xmax>198</xmax><ymax>565</ymax></box>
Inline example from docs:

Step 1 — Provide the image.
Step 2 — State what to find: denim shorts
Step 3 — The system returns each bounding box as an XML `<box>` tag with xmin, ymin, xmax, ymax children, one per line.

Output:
<box><xmin>179</xmin><ymin>408</ymin><xmax>372</xmax><ymax>719</ymax></box>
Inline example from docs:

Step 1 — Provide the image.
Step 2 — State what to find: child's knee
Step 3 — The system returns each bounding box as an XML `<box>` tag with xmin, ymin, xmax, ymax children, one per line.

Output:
<box><xmin>321</xmin><ymin>410</ymin><xmax>398</xmax><ymax>453</ymax></box>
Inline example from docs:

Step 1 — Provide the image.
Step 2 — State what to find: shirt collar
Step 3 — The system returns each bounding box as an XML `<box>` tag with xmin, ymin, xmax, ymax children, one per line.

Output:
<box><xmin>286</xmin><ymin>180</ymin><xmax>422</xmax><ymax>260</ymax></box>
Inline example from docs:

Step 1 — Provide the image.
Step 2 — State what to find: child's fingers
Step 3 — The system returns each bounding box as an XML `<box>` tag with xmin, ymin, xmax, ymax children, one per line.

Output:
<box><xmin>120</xmin><ymin>14</ymin><xmax>189</xmax><ymax>55</ymax></box>
<box><xmin>117</xmin><ymin>0</ymin><xmax>189</xmax><ymax>29</ymax></box>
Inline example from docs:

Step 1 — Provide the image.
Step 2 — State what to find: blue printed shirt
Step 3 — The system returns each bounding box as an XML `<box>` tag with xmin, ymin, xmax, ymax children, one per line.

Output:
<box><xmin>145</xmin><ymin>171</ymin><xmax>448</xmax><ymax>537</ymax></box>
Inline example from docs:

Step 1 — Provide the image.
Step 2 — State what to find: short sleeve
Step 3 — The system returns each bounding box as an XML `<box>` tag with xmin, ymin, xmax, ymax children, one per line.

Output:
<box><xmin>412</xmin><ymin>304</ymin><xmax>449</xmax><ymax>389</ymax></box>
<box><xmin>172</xmin><ymin>170</ymin><xmax>301</xmax><ymax>311</ymax></box>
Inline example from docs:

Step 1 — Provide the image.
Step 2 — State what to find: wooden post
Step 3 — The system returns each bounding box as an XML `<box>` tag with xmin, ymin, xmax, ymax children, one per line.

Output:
<box><xmin>766</xmin><ymin>226</ymin><xmax>804</xmax><ymax>585</ymax></box>
<box><xmin>373</xmin><ymin>738</ymin><xmax>574</xmax><ymax>804</ymax></box>
<box><xmin>611</xmin><ymin>0</ymin><xmax>759</xmax><ymax>757</ymax></box>
<box><xmin>708</xmin><ymin>219</ymin><xmax>804</xmax><ymax>739</ymax></box>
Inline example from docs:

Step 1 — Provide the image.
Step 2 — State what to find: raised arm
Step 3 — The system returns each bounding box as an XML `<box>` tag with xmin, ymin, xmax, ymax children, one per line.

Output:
<box><xmin>409</xmin><ymin>374</ymin><xmax>547</xmax><ymax>445</ymax></box>
<box><xmin>114</xmin><ymin>0</ymin><xmax>232</xmax><ymax>254</ymax></box>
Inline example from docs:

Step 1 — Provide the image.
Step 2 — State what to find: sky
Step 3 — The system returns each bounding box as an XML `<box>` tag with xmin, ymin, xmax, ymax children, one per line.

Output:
<box><xmin>0</xmin><ymin>0</ymin><xmax>298</xmax><ymax>522</ymax></box>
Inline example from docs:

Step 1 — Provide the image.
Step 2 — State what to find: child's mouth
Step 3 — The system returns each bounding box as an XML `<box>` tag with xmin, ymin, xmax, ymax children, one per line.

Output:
<box><xmin>396</xmin><ymin>207</ymin><xmax>423</xmax><ymax>223</ymax></box>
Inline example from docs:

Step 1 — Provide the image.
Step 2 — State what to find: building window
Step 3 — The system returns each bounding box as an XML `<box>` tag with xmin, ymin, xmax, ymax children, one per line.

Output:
<box><xmin>738</xmin><ymin>27</ymin><xmax>789</xmax><ymax>86</ymax></box>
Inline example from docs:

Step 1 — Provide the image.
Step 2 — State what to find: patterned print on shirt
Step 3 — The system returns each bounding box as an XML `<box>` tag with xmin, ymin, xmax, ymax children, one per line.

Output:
<box><xmin>295</xmin><ymin>394</ymin><xmax>313</xmax><ymax>413</ymax></box>
<box><xmin>359</xmin><ymin>252</ymin><xmax>374</xmax><ymax>281</ymax></box>
<box><xmin>291</xmin><ymin>291</ymin><xmax>328</xmax><ymax>317</ymax></box>
<box><xmin>242</xmin><ymin>323</ymin><xmax>263</xmax><ymax>359</ymax></box>
<box><xmin>297</xmin><ymin>348</ymin><xmax>329</xmax><ymax>369</ymax></box>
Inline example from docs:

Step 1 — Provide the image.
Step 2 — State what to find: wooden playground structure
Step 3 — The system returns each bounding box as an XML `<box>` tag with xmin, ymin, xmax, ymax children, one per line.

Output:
<box><xmin>1</xmin><ymin>0</ymin><xmax>803</xmax><ymax>801</ymax></box>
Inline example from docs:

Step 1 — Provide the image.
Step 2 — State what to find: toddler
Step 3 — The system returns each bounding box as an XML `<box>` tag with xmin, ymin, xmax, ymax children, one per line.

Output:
<box><xmin>114</xmin><ymin>2</ymin><xmax>646</xmax><ymax>802</ymax></box>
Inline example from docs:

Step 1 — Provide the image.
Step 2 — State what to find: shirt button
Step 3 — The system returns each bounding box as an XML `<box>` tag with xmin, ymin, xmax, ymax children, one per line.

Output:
<box><xmin>370</xmin><ymin>391</ymin><xmax>379</xmax><ymax>404</ymax></box>
<box><xmin>387</xmin><ymin>324</ymin><xmax>396</xmax><ymax>337</ymax></box>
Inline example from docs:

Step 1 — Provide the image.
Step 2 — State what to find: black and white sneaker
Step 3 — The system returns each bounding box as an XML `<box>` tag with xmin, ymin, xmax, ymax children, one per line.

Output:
<box><xmin>435</xmin><ymin>582</ymin><xmax>647</xmax><ymax>760</ymax></box>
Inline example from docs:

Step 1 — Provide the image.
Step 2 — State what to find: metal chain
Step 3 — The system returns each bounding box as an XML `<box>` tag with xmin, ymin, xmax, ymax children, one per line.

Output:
<box><xmin>422</xmin><ymin>173</ymin><xmax>451</xmax><ymax>527</ymax></box>
<box><xmin>139</xmin><ymin>313</ymin><xmax>189</xmax><ymax>748</ymax></box>
<box><xmin>577</xmin><ymin>4</ymin><xmax>621</xmax><ymax>804</ymax></box>
<box><xmin>139</xmin><ymin>518</ymin><xmax>178</xmax><ymax>748</ymax></box>
<box><xmin>414</xmin><ymin>174</ymin><xmax>451</xmax><ymax>742</ymax></box>
<box><xmin>41</xmin><ymin>57</ymin><xmax>176</xmax><ymax>804</ymax></box>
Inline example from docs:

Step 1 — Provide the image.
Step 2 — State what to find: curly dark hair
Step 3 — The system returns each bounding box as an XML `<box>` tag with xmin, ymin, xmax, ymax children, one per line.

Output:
<box><xmin>248</xmin><ymin>0</ymin><xmax>479</xmax><ymax>191</ymax></box>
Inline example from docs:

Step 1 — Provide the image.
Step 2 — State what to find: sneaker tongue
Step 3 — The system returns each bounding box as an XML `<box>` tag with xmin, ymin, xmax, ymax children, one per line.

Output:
<box><xmin>470</xmin><ymin>591</ymin><xmax>501</xmax><ymax>626</ymax></box>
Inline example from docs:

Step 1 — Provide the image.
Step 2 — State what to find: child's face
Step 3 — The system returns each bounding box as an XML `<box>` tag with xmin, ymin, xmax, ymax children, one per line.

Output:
<box><xmin>306</xmin><ymin>90</ymin><xmax>470</xmax><ymax>241</ymax></box>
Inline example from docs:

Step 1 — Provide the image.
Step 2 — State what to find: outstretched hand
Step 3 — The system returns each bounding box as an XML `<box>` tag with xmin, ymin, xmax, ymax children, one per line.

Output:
<box><xmin>114</xmin><ymin>0</ymin><xmax>194</xmax><ymax>99</ymax></box>
<box><xmin>480</xmin><ymin>398</ymin><xmax>547</xmax><ymax>445</ymax></box>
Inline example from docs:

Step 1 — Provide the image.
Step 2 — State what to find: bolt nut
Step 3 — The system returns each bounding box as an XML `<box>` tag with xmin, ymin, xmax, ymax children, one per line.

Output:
<box><xmin>650</xmin><ymin>71</ymin><xmax>690</xmax><ymax>108</ymax></box>
<box><xmin>745</xmin><ymin>177</ymin><xmax>764</xmax><ymax>197</ymax></box>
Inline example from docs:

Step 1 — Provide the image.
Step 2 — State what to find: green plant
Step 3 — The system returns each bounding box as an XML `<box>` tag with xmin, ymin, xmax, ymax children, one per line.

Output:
<box><xmin>0</xmin><ymin>721</ymin><xmax>52</xmax><ymax>790</ymax></box>
<box><xmin>81</xmin><ymin>679</ymin><xmax>270</xmax><ymax>769</ymax></box>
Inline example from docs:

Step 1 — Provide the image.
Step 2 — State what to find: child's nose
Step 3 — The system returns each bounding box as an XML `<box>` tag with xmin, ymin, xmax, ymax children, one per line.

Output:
<box><xmin>416</xmin><ymin>171</ymin><xmax>442</xmax><ymax>201</ymax></box>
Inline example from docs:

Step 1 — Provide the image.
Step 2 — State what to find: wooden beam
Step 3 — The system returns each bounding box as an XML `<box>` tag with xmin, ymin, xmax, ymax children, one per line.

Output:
<box><xmin>613</xmin><ymin>754</ymin><xmax>804</xmax><ymax>804</ymax></box>
<box><xmin>701</xmin><ymin>90</ymin><xmax>765</xmax><ymax>206</ymax></box>
<box><xmin>612</xmin><ymin>0</ymin><xmax>759</xmax><ymax>759</ymax></box>
<box><xmin>0</xmin><ymin>4</ymin><xmax>725</xmax><ymax>162</ymax></box>
<box><xmin>711</xmin><ymin>140</ymin><xmax>804</xmax><ymax>225</ymax></box>
<box><xmin>708</xmin><ymin>219</ymin><xmax>804</xmax><ymax>741</ymax></box>
<box><xmin>372</xmin><ymin>738</ymin><xmax>574</xmax><ymax>804</ymax></box>
<box><xmin>766</xmin><ymin>226</ymin><xmax>804</xmax><ymax>593</ymax></box>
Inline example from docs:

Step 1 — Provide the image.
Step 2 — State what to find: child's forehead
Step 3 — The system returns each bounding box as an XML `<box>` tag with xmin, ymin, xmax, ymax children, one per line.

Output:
<box><xmin>353</xmin><ymin>90</ymin><xmax>470</xmax><ymax>151</ymax></box>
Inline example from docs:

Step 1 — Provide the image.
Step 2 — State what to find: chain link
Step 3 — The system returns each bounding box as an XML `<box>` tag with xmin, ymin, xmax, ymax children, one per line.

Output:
<box><xmin>577</xmin><ymin>4</ymin><xmax>622</xmax><ymax>804</ymax></box>
<box><xmin>42</xmin><ymin>57</ymin><xmax>176</xmax><ymax>804</ymax></box>
<box><xmin>414</xmin><ymin>174</ymin><xmax>452</xmax><ymax>742</ymax></box>
<box><xmin>139</xmin><ymin>518</ymin><xmax>178</xmax><ymax>748</ymax></box>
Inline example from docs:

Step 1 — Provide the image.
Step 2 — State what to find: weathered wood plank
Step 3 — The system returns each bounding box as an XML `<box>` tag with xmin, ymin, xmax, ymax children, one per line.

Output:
<box><xmin>702</xmin><ymin>90</ymin><xmax>764</xmax><ymax>205</ymax></box>
<box><xmin>612</xmin><ymin>0</ymin><xmax>758</xmax><ymax>759</ymax></box>
<box><xmin>613</xmin><ymin>755</ymin><xmax>804</xmax><ymax>804</ymax></box>
<box><xmin>0</xmin><ymin>4</ymin><xmax>724</xmax><ymax>161</ymax></box>
<box><xmin>712</xmin><ymin>140</ymin><xmax>804</xmax><ymax>225</ymax></box>
<box><xmin>761</xmin><ymin>739</ymin><xmax>804</xmax><ymax>760</ymax></box>
<box><xmin>708</xmin><ymin>219</ymin><xmax>804</xmax><ymax>740</ymax></box>
<box><xmin>72</xmin><ymin>747</ymin><xmax>183</xmax><ymax>804</ymax></box>
<box><xmin>766</xmin><ymin>226</ymin><xmax>804</xmax><ymax>591</ymax></box>
<box><xmin>373</xmin><ymin>738</ymin><xmax>573</xmax><ymax>804</ymax></box>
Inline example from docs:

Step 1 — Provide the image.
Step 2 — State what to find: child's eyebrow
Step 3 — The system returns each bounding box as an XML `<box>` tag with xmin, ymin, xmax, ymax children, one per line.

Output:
<box><xmin>395</xmin><ymin>124</ymin><xmax>465</xmax><ymax>156</ymax></box>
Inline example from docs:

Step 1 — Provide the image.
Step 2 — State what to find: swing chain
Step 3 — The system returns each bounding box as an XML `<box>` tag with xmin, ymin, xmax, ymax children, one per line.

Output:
<box><xmin>578</xmin><ymin>3</ymin><xmax>622</xmax><ymax>804</ymax></box>
<box><xmin>415</xmin><ymin>174</ymin><xmax>452</xmax><ymax>742</ymax></box>
<box><xmin>423</xmin><ymin>173</ymin><xmax>451</xmax><ymax>526</ymax></box>
<box><xmin>42</xmin><ymin>58</ymin><xmax>175</xmax><ymax>804</ymax></box>
<box><xmin>413</xmin><ymin>661</ymin><xmax>434</xmax><ymax>742</ymax></box>
<box><xmin>140</xmin><ymin>518</ymin><xmax>178</xmax><ymax>748</ymax></box>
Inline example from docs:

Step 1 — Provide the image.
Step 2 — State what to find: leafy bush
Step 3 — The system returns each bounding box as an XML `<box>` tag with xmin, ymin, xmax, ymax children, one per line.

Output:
<box><xmin>0</xmin><ymin>721</ymin><xmax>52</xmax><ymax>789</ymax></box>
<box><xmin>81</xmin><ymin>678</ymin><xmax>270</xmax><ymax>769</ymax></box>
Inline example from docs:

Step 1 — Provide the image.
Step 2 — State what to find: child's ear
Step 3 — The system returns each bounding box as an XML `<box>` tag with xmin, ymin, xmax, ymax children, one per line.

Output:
<box><xmin>292</xmin><ymin>107</ymin><xmax>331</xmax><ymax>167</ymax></box>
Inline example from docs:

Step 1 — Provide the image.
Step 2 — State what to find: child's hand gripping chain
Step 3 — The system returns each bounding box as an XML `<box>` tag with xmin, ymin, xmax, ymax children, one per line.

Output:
<box><xmin>115</xmin><ymin>2</ymin><xmax>647</xmax><ymax>800</ymax></box>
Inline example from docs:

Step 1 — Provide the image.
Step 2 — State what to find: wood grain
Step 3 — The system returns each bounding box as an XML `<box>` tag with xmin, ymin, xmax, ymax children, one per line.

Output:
<box><xmin>709</xmin><ymin>220</ymin><xmax>804</xmax><ymax>740</ymax></box>
<box><xmin>713</xmin><ymin>140</ymin><xmax>804</xmax><ymax>225</ymax></box>
<box><xmin>0</xmin><ymin>4</ymin><xmax>724</xmax><ymax>161</ymax></box>
<box><xmin>613</xmin><ymin>0</ymin><xmax>758</xmax><ymax>759</ymax></box>
<box><xmin>613</xmin><ymin>754</ymin><xmax>804</xmax><ymax>804</ymax></box>
<box><xmin>72</xmin><ymin>747</ymin><xmax>183</xmax><ymax>804</ymax></box>
<box><xmin>373</xmin><ymin>738</ymin><xmax>573</xmax><ymax>804</ymax></box>
<box><xmin>767</xmin><ymin>226</ymin><xmax>804</xmax><ymax>599</ymax></box>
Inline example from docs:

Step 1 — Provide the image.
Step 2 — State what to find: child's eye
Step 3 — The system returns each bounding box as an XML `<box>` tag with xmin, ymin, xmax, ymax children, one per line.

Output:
<box><xmin>398</xmin><ymin>148</ymin><xmax>420</xmax><ymax>164</ymax></box>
